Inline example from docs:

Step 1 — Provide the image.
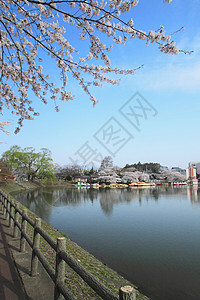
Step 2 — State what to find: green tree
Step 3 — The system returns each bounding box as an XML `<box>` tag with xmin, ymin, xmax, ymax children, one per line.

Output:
<box><xmin>124</xmin><ymin>162</ymin><xmax>161</xmax><ymax>173</ymax></box>
<box><xmin>2</xmin><ymin>146</ymin><xmax>55</xmax><ymax>181</ymax></box>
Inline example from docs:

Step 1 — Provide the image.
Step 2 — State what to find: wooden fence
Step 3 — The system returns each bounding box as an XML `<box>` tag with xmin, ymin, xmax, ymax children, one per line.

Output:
<box><xmin>0</xmin><ymin>190</ymin><xmax>136</xmax><ymax>300</ymax></box>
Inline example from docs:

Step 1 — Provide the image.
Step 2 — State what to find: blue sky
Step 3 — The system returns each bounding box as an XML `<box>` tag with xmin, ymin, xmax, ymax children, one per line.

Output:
<box><xmin>1</xmin><ymin>0</ymin><xmax>200</xmax><ymax>169</ymax></box>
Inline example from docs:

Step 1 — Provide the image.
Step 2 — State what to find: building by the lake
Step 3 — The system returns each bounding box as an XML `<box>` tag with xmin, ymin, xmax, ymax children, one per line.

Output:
<box><xmin>186</xmin><ymin>162</ymin><xmax>200</xmax><ymax>184</ymax></box>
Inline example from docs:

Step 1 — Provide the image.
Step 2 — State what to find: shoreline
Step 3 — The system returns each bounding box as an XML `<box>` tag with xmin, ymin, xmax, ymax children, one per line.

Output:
<box><xmin>1</xmin><ymin>182</ymin><xmax>150</xmax><ymax>300</ymax></box>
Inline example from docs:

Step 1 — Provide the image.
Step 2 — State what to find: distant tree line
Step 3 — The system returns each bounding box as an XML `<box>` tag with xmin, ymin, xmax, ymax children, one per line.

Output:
<box><xmin>124</xmin><ymin>162</ymin><xmax>161</xmax><ymax>173</ymax></box>
<box><xmin>1</xmin><ymin>148</ymin><xmax>186</xmax><ymax>184</ymax></box>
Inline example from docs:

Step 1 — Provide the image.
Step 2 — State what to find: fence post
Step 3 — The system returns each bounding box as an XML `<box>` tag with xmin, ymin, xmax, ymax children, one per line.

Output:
<box><xmin>31</xmin><ymin>218</ymin><xmax>41</xmax><ymax>276</ymax></box>
<box><xmin>1</xmin><ymin>192</ymin><xmax>4</xmax><ymax>212</ymax></box>
<box><xmin>6</xmin><ymin>197</ymin><xmax>10</xmax><ymax>221</ymax></box>
<box><xmin>119</xmin><ymin>286</ymin><xmax>136</xmax><ymax>300</ymax></box>
<box><xmin>3</xmin><ymin>195</ymin><xmax>7</xmax><ymax>217</ymax></box>
<box><xmin>54</xmin><ymin>237</ymin><xmax>66</xmax><ymax>300</ymax></box>
<box><xmin>14</xmin><ymin>203</ymin><xmax>19</xmax><ymax>238</ymax></box>
<box><xmin>0</xmin><ymin>192</ymin><xmax>3</xmax><ymax>212</ymax></box>
<box><xmin>9</xmin><ymin>200</ymin><xmax>14</xmax><ymax>228</ymax></box>
<box><xmin>0</xmin><ymin>192</ymin><xmax>2</xmax><ymax>211</ymax></box>
<box><xmin>20</xmin><ymin>209</ymin><xmax>27</xmax><ymax>252</ymax></box>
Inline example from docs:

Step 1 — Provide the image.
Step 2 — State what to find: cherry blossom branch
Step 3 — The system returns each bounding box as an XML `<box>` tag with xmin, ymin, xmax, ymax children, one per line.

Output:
<box><xmin>0</xmin><ymin>121</ymin><xmax>10</xmax><ymax>135</ymax></box>
<box><xmin>0</xmin><ymin>0</ymin><xmax>191</xmax><ymax>134</ymax></box>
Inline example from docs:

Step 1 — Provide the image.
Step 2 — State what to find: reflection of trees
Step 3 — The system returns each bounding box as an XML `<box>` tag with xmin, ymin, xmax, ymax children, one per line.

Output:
<box><xmin>151</xmin><ymin>189</ymin><xmax>159</xmax><ymax>201</ymax></box>
<box><xmin>98</xmin><ymin>188</ymin><xmax>157</xmax><ymax>215</ymax></box>
<box><xmin>98</xmin><ymin>187</ymin><xmax>191</xmax><ymax>215</ymax></box>
<box><xmin>45</xmin><ymin>188</ymin><xmax>99</xmax><ymax>206</ymax></box>
<box><xmin>12</xmin><ymin>186</ymin><xmax>191</xmax><ymax>219</ymax></box>
<box><xmin>13</xmin><ymin>187</ymin><xmax>100</xmax><ymax>218</ymax></box>
<box><xmin>99</xmin><ymin>190</ymin><xmax>119</xmax><ymax>216</ymax></box>
<box><xmin>13</xmin><ymin>189</ymin><xmax>53</xmax><ymax>222</ymax></box>
<box><xmin>82</xmin><ymin>189</ymin><xmax>99</xmax><ymax>204</ymax></box>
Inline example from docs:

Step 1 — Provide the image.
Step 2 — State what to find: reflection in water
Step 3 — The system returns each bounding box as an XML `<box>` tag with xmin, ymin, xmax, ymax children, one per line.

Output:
<box><xmin>13</xmin><ymin>186</ymin><xmax>199</xmax><ymax>219</ymax></box>
<box><xmin>13</xmin><ymin>189</ymin><xmax>54</xmax><ymax>222</ymax></box>
<box><xmin>12</xmin><ymin>186</ymin><xmax>200</xmax><ymax>300</ymax></box>
<box><xmin>187</xmin><ymin>187</ymin><xmax>200</xmax><ymax>204</ymax></box>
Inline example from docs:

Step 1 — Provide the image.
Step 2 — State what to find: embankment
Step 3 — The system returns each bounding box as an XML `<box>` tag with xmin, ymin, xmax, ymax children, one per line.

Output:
<box><xmin>1</xmin><ymin>182</ymin><xmax>149</xmax><ymax>300</ymax></box>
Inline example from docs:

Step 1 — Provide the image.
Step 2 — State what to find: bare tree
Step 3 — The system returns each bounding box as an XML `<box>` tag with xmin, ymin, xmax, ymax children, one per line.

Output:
<box><xmin>100</xmin><ymin>156</ymin><xmax>113</xmax><ymax>169</ymax></box>
<box><xmin>56</xmin><ymin>164</ymin><xmax>82</xmax><ymax>181</ymax></box>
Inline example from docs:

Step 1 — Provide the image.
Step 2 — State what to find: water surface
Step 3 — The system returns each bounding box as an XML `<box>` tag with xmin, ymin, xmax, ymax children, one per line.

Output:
<box><xmin>13</xmin><ymin>186</ymin><xmax>200</xmax><ymax>300</ymax></box>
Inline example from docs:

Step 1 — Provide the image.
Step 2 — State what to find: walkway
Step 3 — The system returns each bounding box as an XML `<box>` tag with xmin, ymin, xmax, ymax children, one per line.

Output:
<box><xmin>0</xmin><ymin>209</ymin><xmax>27</xmax><ymax>300</ymax></box>
<box><xmin>0</xmin><ymin>207</ymin><xmax>54</xmax><ymax>300</ymax></box>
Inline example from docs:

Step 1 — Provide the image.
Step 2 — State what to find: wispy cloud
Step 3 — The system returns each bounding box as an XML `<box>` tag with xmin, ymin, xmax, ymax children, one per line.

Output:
<box><xmin>136</xmin><ymin>60</ymin><xmax>200</xmax><ymax>92</ymax></box>
<box><xmin>115</xmin><ymin>33</ymin><xmax>200</xmax><ymax>93</ymax></box>
<box><xmin>129</xmin><ymin>33</ymin><xmax>200</xmax><ymax>92</ymax></box>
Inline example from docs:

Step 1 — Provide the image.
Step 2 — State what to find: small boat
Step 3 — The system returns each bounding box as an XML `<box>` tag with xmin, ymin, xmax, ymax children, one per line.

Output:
<box><xmin>109</xmin><ymin>183</ymin><xmax>117</xmax><ymax>188</ymax></box>
<box><xmin>129</xmin><ymin>182</ymin><xmax>155</xmax><ymax>188</ymax></box>
<box><xmin>77</xmin><ymin>182</ymin><xmax>86</xmax><ymax>188</ymax></box>
<box><xmin>172</xmin><ymin>182</ymin><xmax>187</xmax><ymax>185</ymax></box>
<box><xmin>91</xmin><ymin>183</ymin><xmax>99</xmax><ymax>188</ymax></box>
<box><xmin>128</xmin><ymin>182</ymin><xmax>138</xmax><ymax>188</ymax></box>
<box><xmin>120</xmin><ymin>184</ymin><xmax>128</xmax><ymax>188</ymax></box>
<box><xmin>77</xmin><ymin>182</ymin><xmax>81</xmax><ymax>188</ymax></box>
<box><xmin>100</xmin><ymin>183</ymin><xmax>108</xmax><ymax>188</ymax></box>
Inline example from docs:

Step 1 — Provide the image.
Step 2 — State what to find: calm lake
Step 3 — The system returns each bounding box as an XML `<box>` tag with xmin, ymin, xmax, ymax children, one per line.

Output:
<box><xmin>13</xmin><ymin>186</ymin><xmax>200</xmax><ymax>300</ymax></box>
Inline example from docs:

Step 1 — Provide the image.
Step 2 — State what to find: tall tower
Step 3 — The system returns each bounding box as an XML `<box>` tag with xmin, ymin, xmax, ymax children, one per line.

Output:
<box><xmin>186</xmin><ymin>162</ymin><xmax>199</xmax><ymax>185</ymax></box>
<box><xmin>186</xmin><ymin>167</ymin><xmax>197</xmax><ymax>180</ymax></box>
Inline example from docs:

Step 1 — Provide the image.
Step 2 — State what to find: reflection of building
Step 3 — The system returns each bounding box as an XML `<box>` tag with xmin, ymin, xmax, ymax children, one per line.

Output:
<box><xmin>187</xmin><ymin>187</ymin><xmax>200</xmax><ymax>204</ymax></box>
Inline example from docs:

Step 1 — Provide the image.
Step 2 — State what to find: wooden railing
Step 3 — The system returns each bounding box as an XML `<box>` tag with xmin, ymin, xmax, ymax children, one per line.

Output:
<box><xmin>0</xmin><ymin>190</ymin><xmax>136</xmax><ymax>300</ymax></box>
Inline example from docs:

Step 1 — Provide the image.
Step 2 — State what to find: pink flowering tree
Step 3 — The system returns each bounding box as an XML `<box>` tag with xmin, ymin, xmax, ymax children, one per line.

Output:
<box><xmin>0</xmin><ymin>0</ymin><xmax>188</xmax><ymax>133</ymax></box>
<box><xmin>98</xmin><ymin>168</ymin><xmax>118</xmax><ymax>183</ymax></box>
<box><xmin>161</xmin><ymin>170</ymin><xmax>186</xmax><ymax>182</ymax></box>
<box><xmin>0</xmin><ymin>121</ymin><xmax>10</xmax><ymax>134</ymax></box>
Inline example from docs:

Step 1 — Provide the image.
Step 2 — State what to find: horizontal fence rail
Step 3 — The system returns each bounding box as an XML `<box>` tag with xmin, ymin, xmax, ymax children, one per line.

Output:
<box><xmin>0</xmin><ymin>190</ymin><xmax>136</xmax><ymax>300</ymax></box>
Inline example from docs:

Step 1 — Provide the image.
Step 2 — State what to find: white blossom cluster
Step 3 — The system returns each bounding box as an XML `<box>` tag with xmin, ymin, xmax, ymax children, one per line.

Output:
<box><xmin>121</xmin><ymin>170</ymin><xmax>149</xmax><ymax>183</ymax></box>
<box><xmin>98</xmin><ymin>167</ymin><xmax>118</xmax><ymax>183</ymax></box>
<box><xmin>0</xmin><ymin>121</ymin><xmax>10</xmax><ymax>135</ymax></box>
<box><xmin>0</xmin><ymin>0</ymin><xmax>185</xmax><ymax>132</ymax></box>
<box><xmin>161</xmin><ymin>170</ymin><xmax>186</xmax><ymax>182</ymax></box>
